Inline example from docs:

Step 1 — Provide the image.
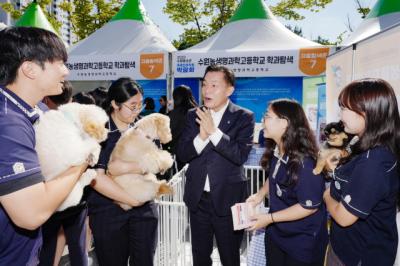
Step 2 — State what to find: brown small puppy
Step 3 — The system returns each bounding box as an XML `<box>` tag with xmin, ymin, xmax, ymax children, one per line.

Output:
<box><xmin>313</xmin><ymin>121</ymin><xmax>352</xmax><ymax>175</ymax></box>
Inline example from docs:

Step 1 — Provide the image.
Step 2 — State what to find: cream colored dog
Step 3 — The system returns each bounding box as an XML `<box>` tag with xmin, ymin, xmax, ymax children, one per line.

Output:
<box><xmin>110</xmin><ymin>113</ymin><xmax>174</xmax><ymax>209</ymax></box>
<box><xmin>35</xmin><ymin>102</ymin><xmax>108</xmax><ymax>211</ymax></box>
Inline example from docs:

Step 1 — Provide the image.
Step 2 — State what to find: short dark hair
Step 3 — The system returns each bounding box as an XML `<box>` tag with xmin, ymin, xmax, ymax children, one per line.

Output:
<box><xmin>203</xmin><ymin>65</ymin><xmax>235</xmax><ymax>87</ymax></box>
<box><xmin>73</xmin><ymin>92</ymin><xmax>96</xmax><ymax>105</ymax></box>
<box><xmin>103</xmin><ymin>77</ymin><xmax>143</xmax><ymax>115</ymax></box>
<box><xmin>144</xmin><ymin>97</ymin><xmax>155</xmax><ymax>110</ymax></box>
<box><xmin>89</xmin><ymin>86</ymin><xmax>108</xmax><ymax>107</ymax></box>
<box><xmin>48</xmin><ymin>81</ymin><xmax>73</xmax><ymax>105</ymax></box>
<box><xmin>0</xmin><ymin>27</ymin><xmax>67</xmax><ymax>85</ymax></box>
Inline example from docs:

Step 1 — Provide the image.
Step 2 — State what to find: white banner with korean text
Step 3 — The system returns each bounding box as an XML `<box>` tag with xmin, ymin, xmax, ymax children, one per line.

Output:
<box><xmin>66</xmin><ymin>53</ymin><xmax>168</xmax><ymax>81</ymax></box>
<box><xmin>173</xmin><ymin>47</ymin><xmax>330</xmax><ymax>78</ymax></box>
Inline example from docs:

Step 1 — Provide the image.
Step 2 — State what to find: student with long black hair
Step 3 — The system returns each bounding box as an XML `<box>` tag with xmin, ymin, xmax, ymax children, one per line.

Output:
<box><xmin>324</xmin><ymin>78</ymin><xmax>400</xmax><ymax>266</ymax></box>
<box><xmin>168</xmin><ymin>85</ymin><xmax>198</xmax><ymax>171</ymax></box>
<box><xmin>247</xmin><ymin>99</ymin><xmax>327</xmax><ymax>266</ymax></box>
<box><xmin>88</xmin><ymin>77</ymin><xmax>158</xmax><ymax>266</ymax></box>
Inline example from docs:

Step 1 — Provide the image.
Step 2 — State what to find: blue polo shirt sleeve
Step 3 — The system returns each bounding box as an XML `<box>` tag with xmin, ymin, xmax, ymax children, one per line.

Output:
<box><xmin>340</xmin><ymin>149</ymin><xmax>395</xmax><ymax>219</ymax></box>
<box><xmin>296</xmin><ymin>158</ymin><xmax>325</xmax><ymax>210</ymax></box>
<box><xmin>0</xmin><ymin>122</ymin><xmax>43</xmax><ymax>196</ymax></box>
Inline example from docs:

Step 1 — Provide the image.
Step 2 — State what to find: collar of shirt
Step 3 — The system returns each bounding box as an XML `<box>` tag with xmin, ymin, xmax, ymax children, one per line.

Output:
<box><xmin>107</xmin><ymin>116</ymin><xmax>136</xmax><ymax>133</ymax></box>
<box><xmin>0</xmin><ymin>86</ymin><xmax>40</xmax><ymax>124</ymax></box>
<box><xmin>273</xmin><ymin>146</ymin><xmax>289</xmax><ymax>164</ymax></box>
<box><xmin>210</xmin><ymin>100</ymin><xmax>229</xmax><ymax>127</ymax></box>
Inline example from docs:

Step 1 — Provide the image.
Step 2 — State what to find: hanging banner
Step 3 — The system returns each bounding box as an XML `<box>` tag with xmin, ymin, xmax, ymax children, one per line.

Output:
<box><xmin>173</xmin><ymin>47</ymin><xmax>330</xmax><ymax>78</ymax></box>
<box><xmin>232</xmin><ymin>77</ymin><xmax>303</xmax><ymax>122</ymax></box>
<box><xmin>174</xmin><ymin>78</ymin><xmax>200</xmax><ymax>104</ymax></box>
<box><xmin>66</xmin><ymin>53</ymin><xmax>168</xmax><ymax>81</ymax></box>
<box><xmin>302</xmin><ymin>76</ymin><xmax>326</xmax><ymax>131</ymax></box>
<box><xmin>326</xmin><ymin>46</ymin><xmax>354</xmax><ymax>122</ymax></box>
<box><xmin>138</xmin><ymin>79</ymin><xmax>167</xmax><ymax>112</ymax></box>
<box><xmin>140</xmin><ymin>53</ymin><xmax>165</xmax><ymax>79</ymax></box>
<box><xmin>316</xmin><ymin>83</ymin><xmax>327</xmax><ymax>143</ymax></box>
<box><xmin>354</xmin><ymin>24</ymin><xmax>400</xmax><ymax>102</ymax></box>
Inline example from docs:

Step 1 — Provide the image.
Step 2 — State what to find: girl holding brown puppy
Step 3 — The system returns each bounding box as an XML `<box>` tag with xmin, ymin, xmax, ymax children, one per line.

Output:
<box><xmin>324</xmin><ymin>78</ymin><xmax>400</xmax><ymax>266</ymax></box>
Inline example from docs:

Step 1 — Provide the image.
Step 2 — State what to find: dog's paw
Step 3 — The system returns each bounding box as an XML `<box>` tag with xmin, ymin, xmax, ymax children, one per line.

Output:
<box><xmin>86</xmin><ymin>144</ymin><xmax>101</xmax><ymax>166</ymax></box>
<box><xmin>80</xmin><ymin>169</ymin><xmax>97</xmax><ymax>186</ymax></box>
<box><xmin>115</xmin><ymin>201</ymin><xmax>132</xmax><ymax>211</ymax></box>
<box><xmin>156</xmin><ymin>151</ymin><xmax>174</xmax><ymax>173</ymax></box>
<box><xmin>157</xmin><ymin>181</ymin><xmax>173</xmax><ymax>197</ymax></box>
<box><xmin>312</xmin><ymin>168</ymin><xmax>321</xmax><ymax>175</ymax></box>
<box><xmin>86</xmin><ymin>153</ymin><xmax>95</xmax><ymax>166</ymax></box>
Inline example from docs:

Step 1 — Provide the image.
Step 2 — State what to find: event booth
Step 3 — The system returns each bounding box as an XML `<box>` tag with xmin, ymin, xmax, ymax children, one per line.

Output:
<box><xmin>326</xmin><ymin>0</ymin><xmax>400</xmax><ymax>122</ymax></box>
<box><xmin>67</xmin><ymin>0</ymin><xmax>176</xmax><ymax>111</ymax></box>
<box><xmin>173</xmin><ymin>0</ymin><xmax>331</xmax><ymax>130</ymax></box>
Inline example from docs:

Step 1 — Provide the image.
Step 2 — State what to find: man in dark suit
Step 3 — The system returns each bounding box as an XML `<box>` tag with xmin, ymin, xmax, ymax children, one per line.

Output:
<box><xmin>177</xmin><ymin>65</ymin><xmax>255</xmax><ymax>266</ymax></box>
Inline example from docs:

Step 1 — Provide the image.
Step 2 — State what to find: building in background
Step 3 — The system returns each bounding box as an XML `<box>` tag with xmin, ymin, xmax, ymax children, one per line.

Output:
<box><xmin>0</xmin><ymin>0</ymin><xmax>75</xmax><ymax>45</ymax></box>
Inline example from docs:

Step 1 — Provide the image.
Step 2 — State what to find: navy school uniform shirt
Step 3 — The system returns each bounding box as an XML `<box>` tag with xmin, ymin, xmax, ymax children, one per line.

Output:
<box><xmin>267</xmin><ymin>149</ymin><xmax>328</xmax><ymax>263</ymax></box>
<box><xmin>330</xmin><ymin>146</ymin><xmax>399</xmax><ymax>266</ymax></box>
<box><xmin>0</xmin><ymin>87</ymin><xmax>46</xmax><ymax>266</ymax></box>
<box><xmin>87</xmin><ymin>117</ymin><xmax>138</xmax><ymax>214</ymax></box>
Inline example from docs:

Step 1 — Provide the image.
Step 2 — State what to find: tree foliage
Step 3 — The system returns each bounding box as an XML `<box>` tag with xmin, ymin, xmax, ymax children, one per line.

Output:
<box><xmin>1</xmin><ymin>0</ymin><xmax>122</xmax><ymax>42</ymax></box>
<box><xmin>164</xmin><ymin>0</ymin><xmax>334</xmax><ymax>49</ymax></box>
<box><xmin>59</xmin><ymin>0</ymin><xmax>122</xmax><ymax>41</ymax></box>
<box><xmin>0</xmin><ymin>0</ymin><xmax>62</xmax><ymax>32</ymax></box>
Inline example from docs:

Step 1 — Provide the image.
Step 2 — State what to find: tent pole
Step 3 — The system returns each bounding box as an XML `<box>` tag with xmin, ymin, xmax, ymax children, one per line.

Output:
<box><xmin>167</xmin><ymin>52</ymin><xmax>174</xmax><ymax>106</ymax></box>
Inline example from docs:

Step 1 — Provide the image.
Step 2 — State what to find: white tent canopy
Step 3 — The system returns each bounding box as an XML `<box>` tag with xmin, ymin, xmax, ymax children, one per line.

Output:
<box><xmin>174</xmin><ymin>0</ymin><xmax>329</xmax><ymax>78</ymax></box>
<box><xmin>187</xmin><ymin>19</ymin><xmax>319</xmax><ymax>53</ymax></box>
<box><xmin>342</xmin><ymin>0</ymin><xmax>400</xmax><ymax>46</ymax></box>
<box><xmin>69</xmin><ymin>21</ymin><xmax>175</xmax><ymax>56</ymax></box>
<box><xmin>67</xmin><ymin>0</ymin><xmax>176</xmax><ymax>82</ymax></box>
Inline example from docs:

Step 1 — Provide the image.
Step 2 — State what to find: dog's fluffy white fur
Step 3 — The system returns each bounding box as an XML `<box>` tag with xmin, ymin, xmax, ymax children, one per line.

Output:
<box><xmin>35</xmin><ymin>102</ymin><xmax>108</xmax><ymax>211</ymax></box>
<box><xmin>110</xmin><ymin>113</ymin><xmax>174</xmax><ymax>209</ymax></box>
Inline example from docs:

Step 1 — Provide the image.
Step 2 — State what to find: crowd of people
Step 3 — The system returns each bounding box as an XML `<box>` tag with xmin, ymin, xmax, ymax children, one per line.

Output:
<box><xmin>0</xmin><ymin>26</ymin><xmax>399</xmax><ymax>266</ymax></box>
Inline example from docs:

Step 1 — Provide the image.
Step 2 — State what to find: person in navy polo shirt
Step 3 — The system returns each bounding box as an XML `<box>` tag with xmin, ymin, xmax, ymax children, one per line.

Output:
<box><xmin>247</xmin><ymin>99</ymin><xmax>328</xmax><ymax>266</ymax></box>
<box><xmin>87</xmin><ymin>77</ymin><xmax>158</xmax><ymax>266</ymax></box>
<box><xmin>323</xmin><ymin>79</ymin><xmax>400</xmax><ymax>266</ymax></box>
<box><xmin>0</xmin><ymin>27</ymin><xmax>88</xmax><ymax>265</ymax></box>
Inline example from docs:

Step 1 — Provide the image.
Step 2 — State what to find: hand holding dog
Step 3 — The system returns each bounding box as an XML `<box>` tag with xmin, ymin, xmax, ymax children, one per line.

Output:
<box><xmin>325</xmin><ymin>151</ymin><xmax>341</xmax><ymax>171</ymax></box>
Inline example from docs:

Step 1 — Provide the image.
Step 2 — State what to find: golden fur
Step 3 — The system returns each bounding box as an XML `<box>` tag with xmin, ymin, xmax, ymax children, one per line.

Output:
<box><xmin>110</xmin><ymin>113</ymin><xmax>174</xmax><ymax>209</ymax></box>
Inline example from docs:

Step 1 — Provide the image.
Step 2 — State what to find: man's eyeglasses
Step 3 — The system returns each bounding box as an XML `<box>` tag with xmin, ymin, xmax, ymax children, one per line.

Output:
<box><xmin>122</xmin><ymin>103</ymin><xmax>143</xmax><ymax>112</ymax></box>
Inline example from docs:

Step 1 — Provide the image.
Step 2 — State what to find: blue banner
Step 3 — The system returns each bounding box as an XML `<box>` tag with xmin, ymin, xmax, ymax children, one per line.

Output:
<box><xmin>316</xmin><ymin>83</ymin><xmax>327</xmax><ymax>143</ymax></box>
<box><xmin>137</xmin><ymin>79</ymin><xmax>167</xmax><ymax>112</ymax></box>
<box><xmin>173</xmin><ymin>78</ymin><xmax>200</xmax><ymax>104</ymax></box>
<box><xmin>232</xmin><ymin>77</ymin><xmax>303</xmax><ymax>122</ymax></box>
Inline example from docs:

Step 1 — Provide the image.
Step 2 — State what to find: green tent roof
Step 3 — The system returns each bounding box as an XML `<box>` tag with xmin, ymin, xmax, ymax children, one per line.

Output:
<box><xmin>15</xmin><ymin>2</ymin><xmax>57</xmax><ymax>34</ymax></box>
<box><xmin>111</xmin><ymin>0</ymin><xmax>149</xmax><ymax>23</ymax></box>
<box><xmin>366</xmin><ymin>0</ymin><xmax>400</xmax><ymax>19</ymax></box>
<box><xmin>229</xmin><ymin>0</ymin><xmax>274</xmax><ymax>23</ymax></box>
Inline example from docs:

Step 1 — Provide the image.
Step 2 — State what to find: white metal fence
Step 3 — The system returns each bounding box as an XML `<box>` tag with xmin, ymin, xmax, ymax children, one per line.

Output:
<box><xmin>155</xmin><ymin>165</ymin><xmax>267</xmax><ymax>266</ymax></box>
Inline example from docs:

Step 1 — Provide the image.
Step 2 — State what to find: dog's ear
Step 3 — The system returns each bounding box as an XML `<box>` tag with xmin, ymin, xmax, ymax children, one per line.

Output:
<box><xmin>83</xmin><ymin>121</ymin><xmax>105</xmax><ymax>141</ymax></box>
<box><xmin>155</xmin><ymin>116</ymin><xmax>172</xmax><ymax>144</ymax></box>
<box><xmin>81</xmin><ymin>113</ymin><xmax>107</xmax><ymax>142</ymax></box>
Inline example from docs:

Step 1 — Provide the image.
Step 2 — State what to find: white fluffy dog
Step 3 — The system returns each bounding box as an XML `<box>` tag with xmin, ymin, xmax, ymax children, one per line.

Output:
<box><xmin>110</xmin><ymin>113</ymin><xmax>174</xmax><ymax>209</ymax></box>
<box><xmin>35</xmin><ymin>102</ymin><xmax>108</xmax><ymax>211</ymax></box>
